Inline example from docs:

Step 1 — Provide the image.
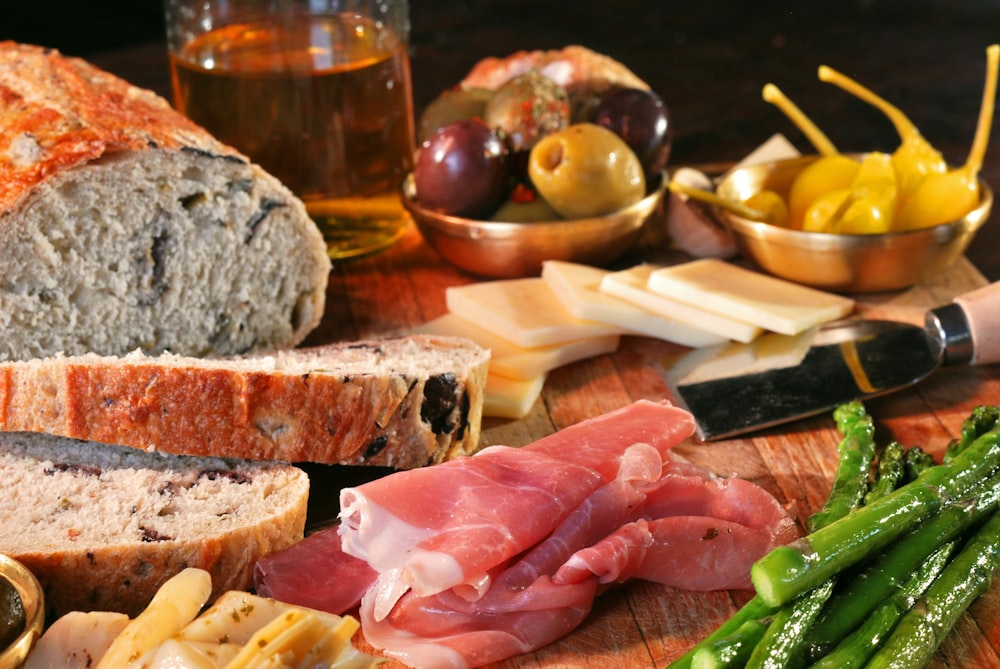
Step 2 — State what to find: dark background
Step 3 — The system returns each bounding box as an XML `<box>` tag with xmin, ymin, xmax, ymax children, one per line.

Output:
<box><xmin>6</xmin><ymin>0</ymin><xmax>1000</xmax><ymax>277</ymax></box>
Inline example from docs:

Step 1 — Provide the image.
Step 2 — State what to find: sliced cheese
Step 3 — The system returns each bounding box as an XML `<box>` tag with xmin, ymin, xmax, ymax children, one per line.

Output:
<box><xmin>600</xmin><ymin>265</ymin><xmax>763</xmax><ymax>343</ymax></box>
<box><xmin>734</xmin><ymin>132</ymin><xmax>800</xmax><ymax>168</ymax></box>
<box><xmin>484</xmin><ymin>373</ymin><xmax>546</xmax><ymax>419</ymax></box>
<box><xmin>416</xmin><ymin>312</ymin><xmax>619</xmax><ymax>380</ymax></box>
<box><xmin>669</xmin><ymin>328</ymin><xmax>817</xmax><ymax>386</ymax></box>
<box><xmin>541</xmin><ymin>260</ymin><xmax>726</xmax><ymax>348</ymax></box>
<box><xmin>647</xmin><ymin>259</ymin><xmax>855</xmax><ymax>335</ymax></box>
<box><xmin>446</xmin><ymin>278</ymin><xmax>624</xmax><ymax>348</ymax></box>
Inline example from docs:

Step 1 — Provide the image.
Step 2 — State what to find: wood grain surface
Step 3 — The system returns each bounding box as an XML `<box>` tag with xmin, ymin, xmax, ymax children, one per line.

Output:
<box><xmin>300</xmin><ymin>217</ymin><xmax>1000</xmax><ymax>668</ymax></box>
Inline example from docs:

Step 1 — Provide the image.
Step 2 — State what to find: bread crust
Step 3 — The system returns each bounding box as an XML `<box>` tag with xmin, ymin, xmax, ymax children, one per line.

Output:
<box><xmin>1</xmin><ymin>432</ymin><xmax>309</xmax><ymax>618</ymax></box>
<box><xmin>0</xmin><ymin>42</ymin><xmax>330</xmax><ymax>360</ymax></box>
<box><xmin>0</xmin><ymin>41</ymin><xmax>238</xmax><ymax>213</ymax></box>
<box><xmin>0</xmin><ymin>335</ymin><xmax>489</xmax><ymax>468</ymax></box>
<box><xmin>461</xmin><ymin>44</ymin><xmax>649</xmax><ymax>98</ymax></box>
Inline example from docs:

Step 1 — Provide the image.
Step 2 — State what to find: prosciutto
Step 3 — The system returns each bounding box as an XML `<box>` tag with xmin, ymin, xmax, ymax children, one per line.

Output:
<box><xmin>254</xmin><ymin>400</ymin><xmax>799</xmax><ymax>669</ymax></box>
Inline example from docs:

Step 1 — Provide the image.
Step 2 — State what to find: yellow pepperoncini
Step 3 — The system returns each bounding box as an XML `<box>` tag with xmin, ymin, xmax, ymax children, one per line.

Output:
<box><xmin>761</xmin><ymin>83</ymin><xmax>859</xmax><ymax>228</ymax></box>
<box><xmin>802</xmin><ymin>151</ymin><xmax>898</xmax><ymax>234</ymax></box>
<box><xmin>892</xmin><ymin>44</ymin><xmax>999</xmax><ymax>229</ymax></box>
<box><xmin>817</xmin><ymin>64</ymin><xmax>952</xmax><ymax>230</ymax></box>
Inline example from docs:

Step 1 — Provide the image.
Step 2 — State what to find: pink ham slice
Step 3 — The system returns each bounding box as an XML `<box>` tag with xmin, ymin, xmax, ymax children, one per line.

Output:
<box><xmin>339</xmin><ymin>399</ymin><xmax>696</xmax><ymax>619</ymax></box>
<box><xmin>253</xmin><ymin>400</ymin><xmax>799</xmax><ymax>669</ymax></box>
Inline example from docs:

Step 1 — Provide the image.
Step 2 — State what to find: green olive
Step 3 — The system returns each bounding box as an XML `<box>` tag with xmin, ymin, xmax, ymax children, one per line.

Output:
<box><xmin>417</xmin><ymin>87</ymin><xmax>494</xmax><ymax>143</ymax></box>
<box><xmin>527</xmin><ymin>123</ymin><xmax>646</xmax><ymax>218</ymax></box>
<box><xmin>490</xmin><ymin>191</ymin><xmax>562</xmax><ymax>222</ymax></box>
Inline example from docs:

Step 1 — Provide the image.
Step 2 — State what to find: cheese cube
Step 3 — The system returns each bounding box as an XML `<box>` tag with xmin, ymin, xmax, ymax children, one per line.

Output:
<box><xmin>600</xmin><ymin>265</ymin><xmax>763</xmax><ymax>343</ymax></box>
<box><xmin>541</xmin><ymin>260</ymin><xmax>725</xmax><ymax>348</ymax></box>
<box><xmin>647</xmin><ymin>259</ymin><xmax>855</xmax><ymax>335</ymax></box>
<box><xmin>484</xmin><ymin>373</ymin><xmax>546</xmax><ymax>419</ymax></box>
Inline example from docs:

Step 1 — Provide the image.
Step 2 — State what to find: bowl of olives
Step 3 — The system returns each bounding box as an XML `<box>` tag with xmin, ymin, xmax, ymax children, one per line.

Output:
<box><xmin>405</xmin><ymin>70</ymin><xmax>672</xmax><ymax>278</ymax></box>
<box><xmin>714</xmin><ymin>155</ymin><xmax>993</xmax><ymax>293</ymax></box>
<box><xmin>0</xmin><ymin>555</ymin><xmax>43</xmax><ymax>669</ymax></box>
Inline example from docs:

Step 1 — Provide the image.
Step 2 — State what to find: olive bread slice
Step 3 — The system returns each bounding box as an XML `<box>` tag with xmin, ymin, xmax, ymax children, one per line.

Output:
<box><xmin>0</xmin><ymin>431</ymin><xmax>310</xmax><ymax>617</ymax></box>
<box><xmin>0</xmin><ymin>334</ymin><xmax>490</xmax><ymax>468</ymax></box>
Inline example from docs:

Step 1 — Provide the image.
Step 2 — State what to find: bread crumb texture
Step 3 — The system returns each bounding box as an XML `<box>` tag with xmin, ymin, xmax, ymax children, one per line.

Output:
<box><xmin>0</xmin><ymin>431</ymin><xmax>309</xmax><ymax>616</ymax></box>
<box><xmin>0</xmin><ymin>42</ymin><xmax>329</xmax><ymax>361</ymax></box>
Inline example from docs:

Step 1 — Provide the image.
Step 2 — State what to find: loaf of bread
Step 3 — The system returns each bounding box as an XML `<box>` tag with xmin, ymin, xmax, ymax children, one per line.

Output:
<box><xmin>0</xmin><ymin>431</ymin><xmax>310</xmax><ymax>617</ymax></box>
<box><xmin>0</xmin><ymin>41</ymin><xmax>330</xmax><ymax>361</ymax></box>
<box><xmin>461</xmin><ymin>45</ymin><xmax>650</xmax><ymax>119</ymax></box>
<box><xmin>0</xmin><ymin>334</ymin><xmax>490</xmax><ymax>468</ymax></box>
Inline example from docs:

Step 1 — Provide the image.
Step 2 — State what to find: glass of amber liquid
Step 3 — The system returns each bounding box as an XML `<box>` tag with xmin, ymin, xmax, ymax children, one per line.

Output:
<box><xmin>165</xmin><ymin>0</ymin><xmax>415</xmax><ymax>260</ymax></box>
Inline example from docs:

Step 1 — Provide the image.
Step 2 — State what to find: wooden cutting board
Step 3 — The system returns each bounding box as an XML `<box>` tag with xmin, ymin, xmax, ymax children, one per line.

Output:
<box><xmin>305</xmin><ymin>224</ymin><xmax>1000</xmax><ymax>668</ymax></box>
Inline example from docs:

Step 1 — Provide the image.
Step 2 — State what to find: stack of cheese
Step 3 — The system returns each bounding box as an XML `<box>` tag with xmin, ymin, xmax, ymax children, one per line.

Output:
<box><xmin>416</xmin><ymin>258</ymin><xmax>855</xmax><ymax>419</ymax></box>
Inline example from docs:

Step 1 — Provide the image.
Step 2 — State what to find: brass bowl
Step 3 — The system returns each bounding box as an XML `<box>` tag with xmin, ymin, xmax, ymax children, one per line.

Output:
<box><xmin>0</xmin><ymin>555</ymin><xmax>44</xmax><ymax>669</ymax></box>
<box><xmin>402</xmin><ymin>173</ymin><xmax>665</xmax><ymax>278</ymax></box>
<box><xmin>715</xmin><ymin>155</ymin><xmax>993</xmax><ymax>293</ymax></box>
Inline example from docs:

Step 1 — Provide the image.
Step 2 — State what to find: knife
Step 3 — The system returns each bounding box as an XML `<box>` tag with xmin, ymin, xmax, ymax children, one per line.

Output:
<box><xmin>665</xmin><ymin>281</ymin><xmax>1000</xmax><ymax>440</ymax></box>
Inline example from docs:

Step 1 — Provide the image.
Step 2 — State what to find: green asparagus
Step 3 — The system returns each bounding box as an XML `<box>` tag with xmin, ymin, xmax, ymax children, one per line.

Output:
<box><xmin>806</xmin><ymin>471</ymin><xmax>1000</xmax><ymax>650</ymax></box>
<box><xmin>902</xmin><ymin>446</ymin><xmax>934</xmax><ymax>484</ymax></box>
<box><xmin>944</xmin><ymin>404</ymin><xmax>1000</xmax><ymax>462</ymax></box>
<box><xmin>807</xmin><ymin>401</ymin><xmax>876</xmax><ymax>532</ymax></box>
<box><xmin>666</xmin><ymin>595</ymin><xmax>777</xmax><ymax>669</ymax></box>
<box><xmin>751</xmin><ymin>428</ymin><xmax>1000</xmax><ymax>608</ymax></box>
<box><xmin>691</xmin><ymin>619</ymin><xmax>769</xmax><ymax>669</ymax></box>
<box><xmin>864</xmin><ymin>508</ymin><xmax>1000</xmax><ymax>668</ymax></box>
<box><xmin>805</xmin><ymin>543</ymin><xmax>955</xmax><ymax>669</ymax></box>
<box><xmin>864</xmin><ymin>441</ymin><xmax>904</xmax><ymax>505</ymax></box>
<box><xmin>740</xmin><ymin>401</ymin><xmax>877</xmax><ymax>668</ymax></box>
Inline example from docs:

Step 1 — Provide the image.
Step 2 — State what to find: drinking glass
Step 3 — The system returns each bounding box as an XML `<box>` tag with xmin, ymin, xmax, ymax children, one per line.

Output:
<box><xmin>164</xmin><ymin>0</ymin><xmax>415</xmax><ymax>259</ymax></box>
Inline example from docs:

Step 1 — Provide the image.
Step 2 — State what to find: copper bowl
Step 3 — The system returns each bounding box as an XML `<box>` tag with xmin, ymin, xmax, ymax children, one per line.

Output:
<box><xmin>715</xmin><ymin>155</ymin><xmax>993</xmax><ymax>293</ymax></box>
<box><xmin>0</xmin><ymin>555</ymin><xmax>44</xmax><ymax>669</ymax></box>
<box><xmin>402</xmin><ymin>173</ymin><xmax>665</xmax><ymax>279</ymax></box>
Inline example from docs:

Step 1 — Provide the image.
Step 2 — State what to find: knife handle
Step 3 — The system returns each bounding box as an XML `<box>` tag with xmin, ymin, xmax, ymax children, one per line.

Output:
<box><xmin>953</xmin><ymin>281</ymin><xmax>1000</xmax><ymax>366</ymax></box>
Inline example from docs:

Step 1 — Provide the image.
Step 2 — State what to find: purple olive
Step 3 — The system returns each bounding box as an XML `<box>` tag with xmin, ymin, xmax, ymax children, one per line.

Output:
<box><xmin>413</xmin><ymin>120</ymin><xmax>509</xmax><ymax>218</ymax></box>
<box><xmin>592</xmin><ymin>88</ymin><xmax>672</xmax><ymax>178</ymax></box>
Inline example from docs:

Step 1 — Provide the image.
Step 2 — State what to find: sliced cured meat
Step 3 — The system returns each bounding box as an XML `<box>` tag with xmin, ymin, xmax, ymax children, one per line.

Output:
<box><xmin>253</xmin><ymin>527</ymin><xmax>375</xmax><ymax>614</ymax></box>
<box><xmin>339</xmin><ymin>400</ymin><xmax>695</xmax><ymax>618</ymax></box>
<box><xmin>252</xmin><ymin>400</ymin><xmax>799</xmax><ymax>669</ymax></box>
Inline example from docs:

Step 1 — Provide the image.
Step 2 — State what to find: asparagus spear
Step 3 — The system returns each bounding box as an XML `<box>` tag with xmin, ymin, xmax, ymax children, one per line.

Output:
<box><xmin>902</xmin><ymin>446</ymin><xmax>934</xmax><ymax>484</ymax></box>
<box><xmin>807</xmin><ymin>470</ymin><xmax>1000</xmax><ymax>650</ymax></box>
<box><xmin>741</xmin><ymin>401</ymin><xmax>876</xmax><ymax>668</ymax></box>
<box><xmin>944</xmin><ymin>404</ymin><xmax>1000</xmax><ymax>462</ymax></box>
<box><xmin>751</xmin><ymin>428</ymin><xmax>1000</xmax><ymax>608</ymax></box>
<box><xmin>666</xmin><ymin>596</ymin><xmax>777</xmax><ymax>669</ymax></box>
<box><xmin>805</xmin><ymin>543</ymin><xmax>955</xmax><ymax>669</ymax></box>
<box><xmin>807</xmin><ymin>402</ymin><xmax>876</xmax><ymax>531</ymax></box>
<box><xmin>691</xmin><ymin>619</ymin><xmax>769</xmax><ymax>669</ymax></box>
<box><xmin>864</xmin><ymin>441</ymin><xmax>904</xmax><ymax>505</ymax></box>
<box><xmin>863</xmin><ymin>508</ymin><xmax>1000</xmax><ymax>668</ymax></box>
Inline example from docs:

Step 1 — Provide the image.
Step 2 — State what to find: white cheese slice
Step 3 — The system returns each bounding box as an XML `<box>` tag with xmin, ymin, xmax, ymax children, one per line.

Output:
<box><xmin>647</xmin><ymin>259</ymin><xmax>855</xmax><ymax>336</ymax></box>
<box><xmin>669</xmin><ymin>328</ymin><xmax>817</xmax><ymax>386</ymax></box>
<box><xmin>541</xmin><ymin>260</ymin><xmax>726</xmax><ymax>348</ymax></box>
<box><xmin>446</xmin><ymin>278</ymin><xmax>625</xmax><ymax>348</ymax></box>
<box><xmin>599</xmin><ymin>265</ymin><xmax>763</xmax><ymax>343</ymax></box>
<box><xmin>735</xmin><ymin>132</ymin><xmax>800</xmax><ymax>168</ymax></box>
<box><xmin>415</xmin><ymin>312</ymin><xmax>619</xmax><ymax>380</ymax></box>
<box><xmin>484</xmin><ymin>373</ymin><xmax>546</xmax><ymax>419</ymax></box>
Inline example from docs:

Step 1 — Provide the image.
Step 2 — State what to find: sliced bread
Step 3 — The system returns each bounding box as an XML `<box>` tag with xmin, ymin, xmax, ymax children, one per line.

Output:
<box><xmin>0</xmin><ymin>431</ymin><xmax>310</xmax><ymax>617</ymax></box>
<box><xmin>0</xmin><ymin>41</ymin><xmax>330</xmax><ymax>361</ymax></box>
<box><xmin>0</xmin><ymin>334</ymin><xmax>490</xmax><ymax>468</ymax></box>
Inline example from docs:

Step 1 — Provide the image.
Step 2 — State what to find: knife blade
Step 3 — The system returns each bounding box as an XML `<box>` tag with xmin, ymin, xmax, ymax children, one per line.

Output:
<box><xmin>666</xmin><ymin>281</ymin><xmax>1000</xmax><ymax>440</ymax></box>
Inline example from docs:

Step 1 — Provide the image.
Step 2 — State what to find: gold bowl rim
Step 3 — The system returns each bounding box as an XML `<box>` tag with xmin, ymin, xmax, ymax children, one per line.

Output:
<box><xmin>0</xmin><ymin>554</ymin><xmax>44</xmax><ymax>669</ymax></box>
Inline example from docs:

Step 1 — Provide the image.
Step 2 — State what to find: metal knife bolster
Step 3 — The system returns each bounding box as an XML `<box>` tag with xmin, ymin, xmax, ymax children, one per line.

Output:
<box><xmin>926</xmin><ymin>303</ymin><xmax>974</xmax><ymax>366</ymax></box>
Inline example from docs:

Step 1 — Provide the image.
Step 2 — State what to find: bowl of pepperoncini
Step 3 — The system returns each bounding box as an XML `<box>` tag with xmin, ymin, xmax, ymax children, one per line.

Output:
<box><xmin>0</xmin><ymin>554</ymin><xmax>43</xmax><ymax>669</ymax></box>
<box><xmin>713</xmin><ymin>155</ymin><xmax>993</xmax><ymax>293</ymax></box>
